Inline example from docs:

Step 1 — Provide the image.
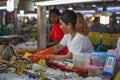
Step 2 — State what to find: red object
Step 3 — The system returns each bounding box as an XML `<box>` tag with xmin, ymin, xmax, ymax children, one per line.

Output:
<box><xmin>29</xmin><ymin>47</ymin><xmax>54</xmax><ymax>58</ymax></box>
<box><xmin>50</xmin><ymin>23</ymin><xmax>68</xmax><ymax>55</ymax></box>
<box><xmin>36</xmin><ymin>47</ymin><xmax>54</xmax><ymax>55</ymax></box>
<box><xmin>29</xmin><ymin>54</ymin><xmax>56</xmax><ymax>63</ymax></box>
<box><xmin>46</xmin><ymin>61</ymin><xmax>88</xmax><ymax>76</ymax></box>
<box><xmin>28</xmin><ymin>48</ymin><xmax>55</xmax><ymax>63</ymax></box>
<box><xmin>50</xmin><ymin>23</ymin><xmax>63</xmax><ymax>42</ymax></box>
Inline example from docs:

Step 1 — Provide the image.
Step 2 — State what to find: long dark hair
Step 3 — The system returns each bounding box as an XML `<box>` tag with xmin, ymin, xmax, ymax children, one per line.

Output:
<box><xmin>60</xmin><ymin>10</ymin><xmax>77</xmax><ymax>30</ymax></box>
<box><xmin>49</xmin><ymin>8</ymin><xmax>60</xmax><ymax>23</ymax></box>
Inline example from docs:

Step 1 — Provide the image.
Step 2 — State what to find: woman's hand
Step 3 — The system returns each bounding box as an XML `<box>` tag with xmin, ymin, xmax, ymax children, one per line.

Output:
<box><xmin>28</xmin><ymin>54</ymin><xmax>56</xmax><ymax>63</ymax></box>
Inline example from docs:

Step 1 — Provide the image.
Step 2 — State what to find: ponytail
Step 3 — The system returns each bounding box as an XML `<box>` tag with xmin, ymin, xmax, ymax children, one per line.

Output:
<box><xmin>75</xmin><ymin>13</ymin><xmax>89</xmax><ymax>36</ymax></box>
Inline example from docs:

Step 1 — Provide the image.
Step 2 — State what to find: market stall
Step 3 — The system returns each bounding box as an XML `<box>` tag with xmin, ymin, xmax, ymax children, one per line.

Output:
<box><xmin>0</xmin><ymin>0</ymin><xmax>120</xmax><ymax>80</ymax></box>
<box><xmin>0</xmin><ymin>35</ymin><xmax>110</xmax><ymax>80</ymax></box>
<box><xmin>35</xmin><ymin>0</ymin><xmax>102</xmax><ymax>50</ymax></box>
<box><xmin>0</xmin><ymin>35</ymin><xmax>114</xmax><ymax>79</ymax></box>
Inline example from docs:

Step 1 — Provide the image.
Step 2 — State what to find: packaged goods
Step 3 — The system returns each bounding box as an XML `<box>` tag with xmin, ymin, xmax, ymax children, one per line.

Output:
<box><xmin>91</xmin><ymin>52</ymin><xmax>108</xmax><ymax>66</ymax></box>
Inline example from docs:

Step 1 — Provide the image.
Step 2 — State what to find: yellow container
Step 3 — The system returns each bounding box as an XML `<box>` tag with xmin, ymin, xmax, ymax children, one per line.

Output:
<box><xmin>16</xmin><ymin>64</ymin><xmax>25</xmax><ymax>75</ymax></box>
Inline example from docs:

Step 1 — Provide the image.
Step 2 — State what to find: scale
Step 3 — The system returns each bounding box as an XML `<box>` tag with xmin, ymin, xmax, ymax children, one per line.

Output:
<box><xmin>0</xmin><ymin>35</ymin><xmax>34</xmax><ymax>76</ymax></box>
<box><xmin>0</xmin><ymin>35</ymin><xmax>21</xmax><ymax>61</ymax></box>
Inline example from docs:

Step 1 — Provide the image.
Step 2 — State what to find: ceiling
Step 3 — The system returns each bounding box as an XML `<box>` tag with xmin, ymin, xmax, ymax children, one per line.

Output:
<box><xmin>0</xmin><ymin>0</ymin><xmax>119</xmax><ymax>6</ymax></box>
<box><xmin>0</xmin><ymin>0</ymin><xmax>120</xmax><ymax>13</ymax></box>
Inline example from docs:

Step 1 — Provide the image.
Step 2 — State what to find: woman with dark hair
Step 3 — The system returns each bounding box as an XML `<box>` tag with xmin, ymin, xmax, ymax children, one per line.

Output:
<box><xmin>47</xmin><ymin>8</ymin><xmax>61</xmax><ymax>47</ymax></box>
<box><xmin>47</xmin><ymin>8</ymin><xmax>68</xmax><ymax>55</ymax></box>
<box><xmin>29</xmin><ymin>10</ymin><xmax>93</xmax><ymax>62</ymax></box>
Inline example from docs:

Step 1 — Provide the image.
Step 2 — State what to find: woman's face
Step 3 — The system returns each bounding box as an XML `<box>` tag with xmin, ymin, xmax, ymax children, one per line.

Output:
<box><xmin>49</xmin><ymin>13</ymin><xmax>59</xmax><ymax>24</ymax></box>
<box><xmin>60</xmin><ymin>20</ymin><xmax>70</xmax><ymax>34</ymax></box>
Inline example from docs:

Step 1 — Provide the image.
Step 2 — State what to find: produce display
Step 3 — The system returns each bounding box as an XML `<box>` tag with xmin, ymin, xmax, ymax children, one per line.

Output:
<box><xmin>0</xmin><ymin>35</ymin><xmax>111</xmax><ymax>80</ymax></box>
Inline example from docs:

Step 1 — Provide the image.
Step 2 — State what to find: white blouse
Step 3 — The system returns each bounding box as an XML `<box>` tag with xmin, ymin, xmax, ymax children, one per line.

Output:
<box><xmin>60</xmin><ymin>33</ymin><xmax>94</xmax><ymax>55</ymax></box>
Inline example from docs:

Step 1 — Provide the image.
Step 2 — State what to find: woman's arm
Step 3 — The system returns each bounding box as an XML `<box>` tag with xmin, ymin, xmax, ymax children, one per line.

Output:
<box><xmin>52</xmin><ymin>43</ymin><xmax>64</xmax><ymax>53</ymax></box>
<box><xmin>46</xmin><ymin>39</ymin><xmax>60</xmax><ymax>47</ymax></box>
<box><xmin>46</xmin><ymin>41</ymin><xmax>71</xmax><ymax>61</ymax></box>
<box><xmin>55</xmin><ymin>52</ymin><xmax>72</xmax><ymax>61</ymax></box>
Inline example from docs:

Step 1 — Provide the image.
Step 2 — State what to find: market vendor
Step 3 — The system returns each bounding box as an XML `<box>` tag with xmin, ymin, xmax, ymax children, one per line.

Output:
<box><xmin>46</xmin><ymin>8</ymin><xmax>68</xmax><ymax>55</ymax></box>
<box><xmin>28</xmin><ymin>10</ymin><xmax>94</xmax><ymax>63</ymax></box>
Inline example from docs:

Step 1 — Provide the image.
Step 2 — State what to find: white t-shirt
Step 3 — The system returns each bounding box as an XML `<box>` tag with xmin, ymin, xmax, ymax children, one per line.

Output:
<box><xmin>60</xmin><ymin>33</ymin><xmax>94</xmax><ymax>55</ymax></box>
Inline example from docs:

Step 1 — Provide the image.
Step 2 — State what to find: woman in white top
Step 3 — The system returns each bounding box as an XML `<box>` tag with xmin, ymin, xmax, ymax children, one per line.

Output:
<box><xmin>29</xmin><ymin>10</ymin><xmax>94</xmax><ymax>62</ymax></box>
